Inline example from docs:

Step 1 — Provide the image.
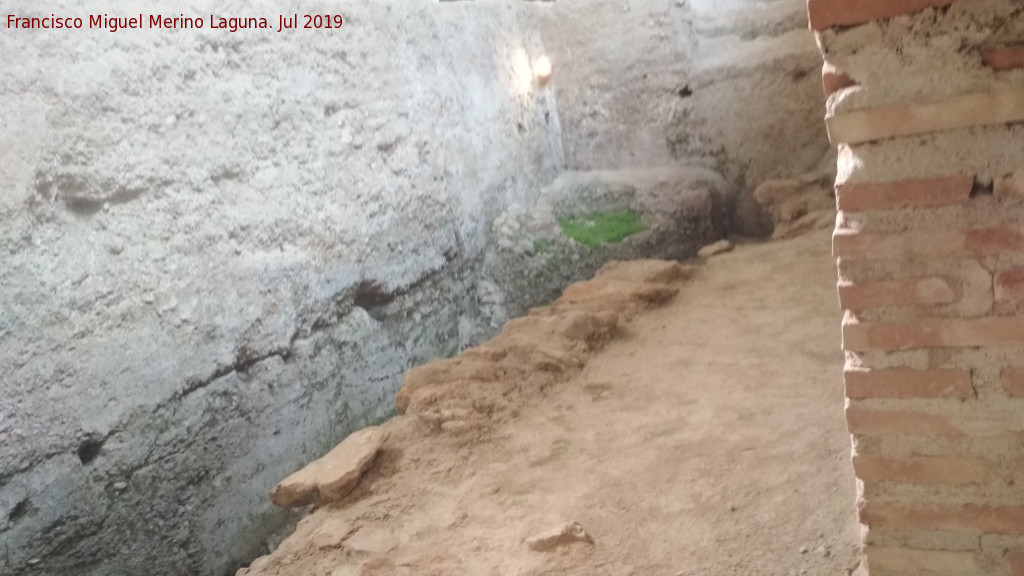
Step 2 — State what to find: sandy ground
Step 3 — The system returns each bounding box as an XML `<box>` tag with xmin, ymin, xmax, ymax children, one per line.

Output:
<box><xmin>241</xmin><ymin>229</ymin><xmax>862</xmax><ymax>576</ymax></box>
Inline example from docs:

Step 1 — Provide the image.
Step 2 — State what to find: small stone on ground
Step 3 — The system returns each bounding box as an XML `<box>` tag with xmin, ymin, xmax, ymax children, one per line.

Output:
<box><xmin>527</xmin><ymin>521</ymin><xmax>595</xmax><ymax>552</ymax></box>
<box><xmin>698</xmin><ymin>239</ymin><xmax>733</xmax><ymax>258</ymax></box>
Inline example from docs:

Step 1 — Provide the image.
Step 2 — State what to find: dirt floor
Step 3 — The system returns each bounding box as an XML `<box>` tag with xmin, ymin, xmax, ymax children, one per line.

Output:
<box><xmin>240</xmin><ymin>229</ymin><xmax>862</xmax><ymax>576</ymax></box>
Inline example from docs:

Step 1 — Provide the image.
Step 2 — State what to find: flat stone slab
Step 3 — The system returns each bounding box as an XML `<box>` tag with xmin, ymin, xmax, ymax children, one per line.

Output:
<box><xmin>271</xmin><ymin>426</ymin><xmax>390</xmax><ymax>508</ymax></box>
<box><xmin>698</xmin><ymin>239</ymin><xmax>734</xmax><ymax>258</ymax></box>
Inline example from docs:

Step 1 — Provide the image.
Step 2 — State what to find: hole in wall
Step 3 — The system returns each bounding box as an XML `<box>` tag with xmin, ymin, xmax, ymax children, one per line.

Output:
<box><xmin>354</xmin><ymin>281</ymin><xmax>395</xmax><ymax>309</ymax></box>
<box><xmin>970</xmin><ymin>177</ymin><xmax>994</xmax><ymax>198</ymax></box>
<box><xmin>353</xmin><ymin>280</ymin><xmax>396</xmax><ymax>321</ymax></box>
<box><xmin>8</xmin><ymin>498</ymin><xmax>36</xmax><ymax>523</ymax></box>
<box><xmin>77</xmin><ymin>438</ymin><xmax>105</xmax><ymax>466</ymax></box>
<box><xmin>677</xmin><ymin>86</ymin><xmax>692</xmax><ymax>98</ymax></box>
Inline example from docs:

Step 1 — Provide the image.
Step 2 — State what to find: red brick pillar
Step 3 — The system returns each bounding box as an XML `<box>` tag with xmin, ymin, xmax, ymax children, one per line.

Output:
<box><xmin>809</xmin><ymin>1</ymin><xmax>1024</xmax><ymax>574</ymax></box>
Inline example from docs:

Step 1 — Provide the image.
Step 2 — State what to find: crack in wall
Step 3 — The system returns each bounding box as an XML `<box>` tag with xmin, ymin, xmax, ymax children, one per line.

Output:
<box><xmin>177</xmin><ymin>348</ymin><xmax>292</xmax><ymax>400</ymax></box>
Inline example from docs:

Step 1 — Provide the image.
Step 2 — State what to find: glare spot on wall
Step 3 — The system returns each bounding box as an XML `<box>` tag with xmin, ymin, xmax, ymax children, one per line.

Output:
<box><xmin>513</xmin><ymin>48</ymin><xmax>534</xmax><ymax>95</ymax></box>
<box><xmin>533</xmin><ymin>56</ymin><xmax>553</xmax><ymax>86</ymax></box>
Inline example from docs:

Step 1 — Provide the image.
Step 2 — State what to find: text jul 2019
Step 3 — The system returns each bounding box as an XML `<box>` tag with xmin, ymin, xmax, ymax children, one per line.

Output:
<box><xmin>6</xmin><ymin>14</ymin><xmax>344</xmax><ymax>33</ymax></box>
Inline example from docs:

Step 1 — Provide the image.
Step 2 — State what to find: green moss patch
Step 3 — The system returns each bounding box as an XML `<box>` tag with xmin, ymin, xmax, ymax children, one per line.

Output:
<box><xmin>558</xmin><ymin>210</ymin><xmax>646</xmax><ymax>248</ymax></box>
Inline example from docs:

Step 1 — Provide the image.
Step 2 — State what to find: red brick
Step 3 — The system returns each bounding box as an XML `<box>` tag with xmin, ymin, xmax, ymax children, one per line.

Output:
<box><xmin>835</xmin><ymin>175</ymin><xmax>973</xmax><ymax>212</ymax></box>
<box><xmin>823</xmin><ymin>61</ymin><xmax>857</xmax><ymax>97</ymax></box>
<box><xmin>1002</xmin><ymin>367</ymin><xmax>1024</xmax><ymax>397</ymax></box>
<box><xmin>984</xmin><ymin>45</ymin><xmax>1024</xmax><ymax>72</ymax></box>
<box><xmin>866</xmin><ymin>547</ymin><xmax>982</xmax><ymax>576</ymax></box>
<box><xmin>1010</xmin><ymin>553</ymin><xmax>1024</xmax><ymax>576</ymax></box>
<box><xmin>834</xmin><ymin>228</ymin><xmax>1024</xmax><ymax>260</ymax></box>
<box><xmin>861</xmin><ymin>501</ymin><xmax>1024</xmax><ymax>534</ymax></box>
<box><xmin>854</xmin><ymin>455</ymin><xmax>990</xmax><ymax>485</ymax></box>
<box><xmin>844</xmin><ymin>368</ymin><xmax>974</xmax><ymax>400</ymax></box>
<box><xmin>843</xmin><ymin>317</ymin><xmax>1024</xmax><ymax>352</ymax></box>
<box><xmin>846</xmin><ymin>405</ymin><xmax>963</xmax><ymax>437</ymax></box>
<box><xmin>808</xmin><ymin>0</ymin><xmax>960</xmax><ymax>32</ymax></box>
<box><xmin>965</xmin><ymin>228</ymin><xmax>1024</xmax><ymax>254</ymax></box>
<box><xmin>996</xmin><ymin>270</ymin><xmax>1024</xmax><ymax>301</ymax></box>
<box><xmin>833</xmin><ymin>229</ymin><xmax>961</xmax><ymax>260</ymax></box>
<box><xmin>838</xmin><ymin>277</ymin><xmax>956</xmax><ymax>310</ymax></box>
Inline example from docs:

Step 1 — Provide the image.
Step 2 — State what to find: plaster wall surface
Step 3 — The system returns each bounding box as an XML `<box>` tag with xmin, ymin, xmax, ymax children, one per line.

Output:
<box><xmin>0</xmin><ymin>2</ymin><xmax>563</xmax><ymax>575</ymax></box>
<box><xmin>541</xmin><ymin>0</ymin><xmax>831</xmax><ymax>189</ymax></box>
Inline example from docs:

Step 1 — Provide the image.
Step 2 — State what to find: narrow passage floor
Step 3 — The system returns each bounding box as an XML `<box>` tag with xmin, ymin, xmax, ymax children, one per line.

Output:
<box><xmin>245</xmin><ymin>229</ymin><xmax>861</xmax><ymax>576</ymax></box>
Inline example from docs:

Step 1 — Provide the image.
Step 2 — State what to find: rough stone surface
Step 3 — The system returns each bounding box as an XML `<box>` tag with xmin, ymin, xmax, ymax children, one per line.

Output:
<box><xmin>750</xmin><ymin>164</ymin><xmax>837</xmax><ymax>239</ymax></box>
<box><xmin>270</xmin><ymin>426</ymin><xmax>390</xmax><ymax>509</ymax></box>
<box><xmin>0</xmin><ymin>2</ymin><xmax>563</xmax><ymax>575</ymax></box>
